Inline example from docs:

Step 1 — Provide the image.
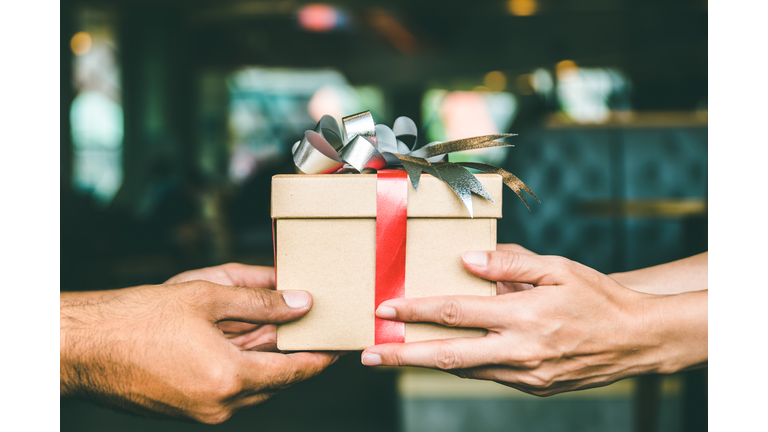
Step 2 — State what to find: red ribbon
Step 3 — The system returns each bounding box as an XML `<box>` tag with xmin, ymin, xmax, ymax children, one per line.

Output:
<box><xmin>375</xmin><ymin>169</ymin><xmax>408</xmax><ymax>344</ymax></box>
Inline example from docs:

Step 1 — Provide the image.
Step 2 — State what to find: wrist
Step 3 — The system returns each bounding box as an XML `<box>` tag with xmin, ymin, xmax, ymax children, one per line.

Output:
<box><xmin>655</xmin><ymin>290</ymin><xmax>708</xmax><ymax>373</ymax></box>
<box><xmin>60</xmin><ymin>304</ymin><xmax>80</xmax><ymax>396</ymax></box>
<box><xmin>609</xmin><ymin>270</ymin><xmax>649</xmax><ymax>293</ymax></box>
<box><xmin>60</xmin><ymin>303</ymin><xmax>100</xmax><ymax>398</ymax></box>
<box><xmin>629</xmin><ymin>291</ymin><xmax>708</xmax><ymax>375</ymax></box>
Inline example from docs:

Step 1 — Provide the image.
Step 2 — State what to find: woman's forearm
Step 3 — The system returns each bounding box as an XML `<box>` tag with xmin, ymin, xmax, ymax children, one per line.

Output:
<box><xmin>647</xmin><ymin>289</ymin><xmax>708</xmax><ymax>373</ymax></box>
<box><xmin>610</xmin><ymin>252</ymin><xmax>708</xmax><ymax>295</ymax></box>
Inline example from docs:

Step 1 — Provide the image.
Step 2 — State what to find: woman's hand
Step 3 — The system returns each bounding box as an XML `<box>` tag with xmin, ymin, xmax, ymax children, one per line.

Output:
<box><xmin>361</xmin><ymin>250</ymin><xmax>707</xmax><ymax>396</ymax></box>
<box><xmin>494</xmin><ymin>243</ymin><xmax>537</xmax><ymax>294</ymax></box>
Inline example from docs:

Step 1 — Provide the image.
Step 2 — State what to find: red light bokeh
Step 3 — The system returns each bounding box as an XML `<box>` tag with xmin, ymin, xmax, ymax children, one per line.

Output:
<box><xmin>298</xmin><ymin>4</ymin><xmax>338</xmax><ymax>32</ymax></box>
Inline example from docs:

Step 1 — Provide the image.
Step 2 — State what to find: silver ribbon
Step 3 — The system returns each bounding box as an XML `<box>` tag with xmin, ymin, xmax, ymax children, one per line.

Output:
<box><xmin>291</xmin><ymin>110</ymin><xmax>538</xmax><ymax>216</ymax></box>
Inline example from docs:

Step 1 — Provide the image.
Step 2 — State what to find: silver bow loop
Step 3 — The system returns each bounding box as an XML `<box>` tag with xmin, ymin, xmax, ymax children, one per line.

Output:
<box><xmin>393</xmin><ymin>116</ymin><xmax>418</xmax><ymax>151</ymax></box>
<box><xmin>293</xmin><ymin>115</ymin><xmax>346</xmax><ymax>174</ymax></box>
<box><xmin>304</xmin><ymin>131</ymin><xmax>343</xmax><ymax>162</ymax></box>
<box><xmin>338</xmin><ymin>135</ymin><xmax>387</xmax><ymax>173</ymax></box>
<box><xmin>341</xmin><ymin>111</ymin><xmax>377</xmax><ymax>146</ymax></box>
<box><xmin>375</xmin><ymin>124</ymin><xmax>398</xmax><ymax>154</ymax></box>
<box><xmin>316</xmin><ymin>115</ymin><xmax>344</xmax><ymax>149</ymax></box>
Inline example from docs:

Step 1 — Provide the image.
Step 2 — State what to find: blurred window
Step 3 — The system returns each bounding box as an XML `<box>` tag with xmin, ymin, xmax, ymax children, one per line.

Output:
<box><xmin>422</xmin><ymin>89</ymin><xmax>517</xmax><ymax>165</ymax></box>
<box><xmin>225</xmin><ymin>67</ymin><xmax>384</xmax><ymax>183</ymax></box>
<box><xmin>551</xmin><ymin>62</ymin><xmax>631</xmax><ymax>124</ymax></box>
<box><xmin>69</xmin><ymin>9</ymin><xmax>123</xmax><ymax>205</ymax></box>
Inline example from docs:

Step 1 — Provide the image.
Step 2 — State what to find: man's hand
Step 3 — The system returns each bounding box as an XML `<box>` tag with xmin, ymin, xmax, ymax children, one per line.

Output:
<box><xmin>61</xmin><ymin>272</ymin><xmax>337</xmax><ymax>423</ymax></box>
<box><xmin>165</xmin><ymin>263</ymin><xmax>279</xmax><ymax>351</ymax></box>
<box><xmin>360</xmin><ymin>250</ymin><xmax>707</xmax><ymax>396</ymax></box>
<box><xmin>165</xmin><ymin>262</ymin><xmax>276</xmax><ymax>288</ymax></box>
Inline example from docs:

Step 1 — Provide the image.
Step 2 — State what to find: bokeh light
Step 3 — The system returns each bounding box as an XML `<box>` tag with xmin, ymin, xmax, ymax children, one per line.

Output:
<box><xmin>556</xmin><ymin>59</ymin><xmax>579</xmax><ymax>81</ymax></box>
<box><xmin>441</xmin><ymin>91</ymin><xmax>499</xmax><ymax>140</ymax></box>
<box><xmin>367</xmin><ymin>8</ymin><xmax>418</xmax><ymax>55</ymax></box>
<box><xmin>507</xmin><ymin>0</ymin><xmax>537</xmax><ymax>16</ymax></box>
<box><xmin>308</xmin><ymin>85</ymin><xmax>344</xmax><ymax>122</ymax></box>
<box><xmin>515</xmin><ymin>74</ymin><xmax>534</xmax><ymax>95</ymax></box>
<box><xmin>484</xmin><ymin>71</ymin><xmax>507</xmax><ymax>92</ymax></box>
<box><xmin>298</xmin><ymin>4</ymin><xmax>338</xmax><ymax>32</ymax></box>
<box><xmin>531</xmin><ymin>68</ymin><xmax>554</xmax><ymax>95</ymax></box>
<box><xmin>70</xmin><ymin>31</ymin><xmax>92</xmax><ymax>56</ymax></box>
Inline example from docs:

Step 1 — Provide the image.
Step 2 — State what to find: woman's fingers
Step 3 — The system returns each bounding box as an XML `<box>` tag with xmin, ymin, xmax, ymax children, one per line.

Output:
<box><xmin>376</xmin><ymin>295</ymin><xmax>511</xmax><ymax>330</ymax></box>
<box><xmin>361</xmin><ymin>337</ymin><xmax>502</xmax><ymax>370</ymax></box>
<box><xmin>496</xmin><ymin>243</ymin><xmax>537</xmax><ymax>255</ymax></box>
<box><xmin>497</xmin><ymin>281</ymin><xmax>536</xmax><ymax>294</ymax></box>
<box><xmin>462</xmin><ymin>250</ymin><xmax>574</xmax><ymax>286</ymax></box>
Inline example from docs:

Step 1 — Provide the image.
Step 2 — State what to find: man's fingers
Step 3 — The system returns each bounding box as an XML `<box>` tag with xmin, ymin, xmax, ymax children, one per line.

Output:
<box><xmin>462</xmin><ymin>250</ymin><xmax>574</xmax><ymax>285</ymax></box>
<box><xmin>361</xmin><ymin>338</ymin><xmax>499</xmax><ymax>370</ymax></box>
<box><xmin>219</xmin><ymin>263</ymin><xmax>276</xmax><ymax>289</ymax></box>
<box><xmin>165</xmin><ymin>263</ymin><xmax>276</xmax><ymax>289</ymax></box>
<box><xmin>227</xmin><ymin>324</ymin><xmax>276</xmax><ymax>350</ymax></box>
<box><xmin>218</xmin><ymin>320</ymin><xmax>261</xmax><ymax>336</ymax></box>
<box><xmin>245</xmin><ymin>351</ymin><xmax>337</xmax><ymax>391</ymax></box>
<box><xmin>232</xmin><ymin>351</ymin><xmax>337</xmax><ymax>410</ymax></box>
<box><xmin>377</xmin><ymin>295</ymin><xmax>507</xmax><ymax>329</ymax></box>
<box><xmin>195</xmin><ymin>283</ymin><xmax>313</xmax><ymax>324</ymax></box>
<box><xmin>245</xmin><ymin>342</ymin><xmax>279</xmax><ymax>352</ymax></box>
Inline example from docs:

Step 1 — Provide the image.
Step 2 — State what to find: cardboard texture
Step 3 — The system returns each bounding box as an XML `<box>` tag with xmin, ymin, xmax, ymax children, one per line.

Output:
<box><xmin>273</xmin><ymin>174</ymin><xmax>501</xmax><ymax>351</ymax></box>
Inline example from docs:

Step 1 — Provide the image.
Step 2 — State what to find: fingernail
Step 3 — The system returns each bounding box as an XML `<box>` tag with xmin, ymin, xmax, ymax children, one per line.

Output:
<box><xmin>463</xmin><ymin>251</ymin><xmax>488</xmax><ymax>267</ymax></box>
<box><xmin>330</xmin><ymin>355</ymin><xmax>340</xmax><ymax>365</ymax></box>
<box><xmin>283</xmin><ymin>291</ymin><xmax>311</xmax><ymax>308</ymax></box>
<box><xmin>361</xmin><ymin>352</ymin><xmax>382</xmax><ymax>366</ymax></box>
<box><xmin>376</xmin><ymin>305</ymin><xmax>396</xmax><ymax>319</ymax></box>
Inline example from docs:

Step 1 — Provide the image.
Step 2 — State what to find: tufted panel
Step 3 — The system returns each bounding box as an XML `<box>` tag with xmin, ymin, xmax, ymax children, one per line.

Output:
<box><xmin>494</xmin><ymin>126</ymin><xmax>707</xmax><ymax>274</ymax></box>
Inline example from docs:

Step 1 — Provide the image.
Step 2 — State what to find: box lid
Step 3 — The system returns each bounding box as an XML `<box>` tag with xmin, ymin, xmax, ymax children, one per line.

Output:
<box><xmin>271</xmin><ymin>173</ymin><xmax>502</xmax><ymax>218</ymax></box>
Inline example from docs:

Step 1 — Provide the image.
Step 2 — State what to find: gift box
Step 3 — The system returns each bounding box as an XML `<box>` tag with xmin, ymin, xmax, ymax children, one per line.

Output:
<box><xmin>271</xmin><ymin>110</ymin><xmax>537</xmax><ymax>351</ymax></box>
<box><xmin>272</xmin><ymin>173</ymin><xmax>502</xmax><ymax>351</ymax></box>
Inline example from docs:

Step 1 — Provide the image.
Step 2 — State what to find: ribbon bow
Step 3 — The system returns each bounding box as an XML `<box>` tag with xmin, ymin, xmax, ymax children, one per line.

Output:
<box><xmin>292</xmin><ymin>110</ymin><xmax>539</xmax><ymax>216</ymax></box>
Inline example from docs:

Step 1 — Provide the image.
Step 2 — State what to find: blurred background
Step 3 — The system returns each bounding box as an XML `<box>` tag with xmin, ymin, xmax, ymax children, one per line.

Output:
<box><xmin>59</xmin><ymin>0</ymin><xmax>707</xmax><ymax>431</ymax></box>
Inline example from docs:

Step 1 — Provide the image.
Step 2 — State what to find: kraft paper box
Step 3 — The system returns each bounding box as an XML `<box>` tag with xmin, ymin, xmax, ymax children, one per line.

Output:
<box><xmin>272</xmin><ymin>173</ymin><xmax>502</xmax><ymax>351</ymax></box>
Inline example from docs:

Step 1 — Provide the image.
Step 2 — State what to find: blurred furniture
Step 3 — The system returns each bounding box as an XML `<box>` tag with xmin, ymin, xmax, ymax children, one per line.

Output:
<box><xmin>497</xmin><ymin>124</ymin><xmax>707</xmax><ymax>272</ymax></box>
<box><xmin>399</xmin><ymin>368</ymin><xmax>686</xmax><ymax>432</ymax></box>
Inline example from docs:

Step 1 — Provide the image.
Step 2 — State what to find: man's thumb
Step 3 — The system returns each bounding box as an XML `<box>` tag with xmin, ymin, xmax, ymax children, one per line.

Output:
<box><xmin>198</xmin><ymin>283</ymin><xmax>313</xmax><ymax>324</ymax></box>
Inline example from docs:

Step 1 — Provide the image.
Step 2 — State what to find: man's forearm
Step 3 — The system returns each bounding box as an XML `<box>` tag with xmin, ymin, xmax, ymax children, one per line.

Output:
<box><xmin>60</xmin><ymin>286</ymin><xmax>146</xmax><ymax>305</ymax></box>
<box><xmin>60</xmin><ymin>294</ymin><xmax>148</xmax><ymax>406</ymax></box>
<box><xmin>610</xmin><ymin>252</ymin><xmax>708</xmax><ymax>295</ymax></box>
<box><xmin>60</xmin><ymin>303</ymin><xmax>89</xmax><ymax>397</ymax></box>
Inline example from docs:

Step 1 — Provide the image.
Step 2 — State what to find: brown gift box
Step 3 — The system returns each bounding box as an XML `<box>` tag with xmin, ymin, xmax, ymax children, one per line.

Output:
<box><xmin>271</xmin><ymin>173</ymin><xmax>501</xmax><ymax>351</ymax></box>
